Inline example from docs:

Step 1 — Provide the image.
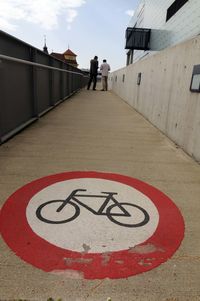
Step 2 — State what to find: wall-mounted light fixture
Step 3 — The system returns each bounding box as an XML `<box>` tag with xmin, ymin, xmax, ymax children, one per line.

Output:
<box><xmin>137</xmin><ymin>72</ymin><xmax>142</xmax><ymax>85</ymax></box>
<box><xmin>190</xmin><ymin>65</ymin><xmax>200</xmax><ymax>92</ymax></box>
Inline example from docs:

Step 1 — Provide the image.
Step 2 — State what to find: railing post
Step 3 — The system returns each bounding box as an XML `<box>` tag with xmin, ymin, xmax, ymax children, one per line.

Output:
<box><xmin>66</xmin><ymin>64</ymin><xmax>70</xmax><ymax>98</ymax></box>
<box><xmin>0</xmin><ymin>58</ymin><xmax>3</xmax><ymax>143</ymax></box>
<box><xmin>30</xmin><ymin>48</ymin><xmax>39</xmax><ymax>117</ymax></box>
<box><xmin>60</xmin><ymin>62</ymin><xmax>64</xmax><ymax>100</ymax></box>
<box><xmin>49</xmin><ymin>57</ymin><xmax>54</xmax><ymax>106</ymax></box>
<box><xmin>69</xmin><ymin>65</ymin><xmax>72</xmax><ymax>95</ymax></box>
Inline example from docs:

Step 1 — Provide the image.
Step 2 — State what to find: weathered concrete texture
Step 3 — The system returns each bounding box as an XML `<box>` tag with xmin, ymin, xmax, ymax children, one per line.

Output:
<box><xmin>110</xmin><ymin>36</ymin><xmax>200</xmax><ymax>162</ymax></box>
<box><xmin>0</xmin><ymin>86</ymin><xmax>200</xmax><ymax>300</ymax></box>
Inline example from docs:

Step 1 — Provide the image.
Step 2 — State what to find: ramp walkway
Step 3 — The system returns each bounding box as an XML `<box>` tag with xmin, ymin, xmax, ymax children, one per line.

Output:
<box><xmin>0</xmin><ymin>85</ymin><xmax>200</xmax><ymax>301</ymax></box>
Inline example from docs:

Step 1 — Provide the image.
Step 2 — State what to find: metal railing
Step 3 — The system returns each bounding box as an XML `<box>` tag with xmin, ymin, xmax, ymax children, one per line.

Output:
<box><xmin>0</xmin><ymin>31</ymin><xmax>88</xmax><ymax>143</ymax></box>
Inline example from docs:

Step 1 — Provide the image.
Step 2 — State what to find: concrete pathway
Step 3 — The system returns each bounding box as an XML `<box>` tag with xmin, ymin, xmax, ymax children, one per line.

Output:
<box><xmin>0</xmin><ymin>85</ymin><xmax>200</xmax><ymax>300</ymax></box>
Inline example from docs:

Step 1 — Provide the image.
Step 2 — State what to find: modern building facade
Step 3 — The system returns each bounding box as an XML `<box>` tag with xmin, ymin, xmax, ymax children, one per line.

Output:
<box><xmin>126</xmin><ymin>0</ymin><xmax>200</xmax><ymax>65</ymax></box>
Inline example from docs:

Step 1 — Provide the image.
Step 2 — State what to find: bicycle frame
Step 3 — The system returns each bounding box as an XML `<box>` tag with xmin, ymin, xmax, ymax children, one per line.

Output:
<box><xmin>56</xmin><ymin>189</ymin><xmax>131</xmax><ymax>217</ymax></box>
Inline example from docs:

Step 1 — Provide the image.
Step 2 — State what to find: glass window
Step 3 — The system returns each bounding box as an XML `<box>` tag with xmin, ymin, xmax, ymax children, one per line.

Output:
<box><xmin>166</xmin><ymin>0</ymin><xmax>188</xmax><ymax>22</ymax></box>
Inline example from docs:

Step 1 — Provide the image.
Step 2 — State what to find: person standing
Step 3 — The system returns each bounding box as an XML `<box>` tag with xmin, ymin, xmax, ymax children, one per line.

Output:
<box><xmin>87</xmin><ymin>56</ymin><xmax>99</xmax><ymax>90</ymax></box>
<box><xmin>100</xmin><ymin>59</ymin><xmax>110</xmax><ymax>91</ymax></box>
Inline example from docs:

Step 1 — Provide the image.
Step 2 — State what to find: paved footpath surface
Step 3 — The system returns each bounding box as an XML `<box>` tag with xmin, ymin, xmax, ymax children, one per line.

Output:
<box><xmin>0</xmin><ymin>86</ymin><xmax>200</xmax><ymax>301</ymax></box>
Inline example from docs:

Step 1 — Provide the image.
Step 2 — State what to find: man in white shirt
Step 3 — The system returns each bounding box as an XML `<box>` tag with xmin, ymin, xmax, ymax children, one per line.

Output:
<box><xmin>100</xmin><ymin>59</ymin><xmax>110</xmax><ymax>91</ymax></box>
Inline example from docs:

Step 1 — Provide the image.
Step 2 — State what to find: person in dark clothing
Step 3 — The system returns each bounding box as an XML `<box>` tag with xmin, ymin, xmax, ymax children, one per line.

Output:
<box><xmin>87</xmin><ymin>56</ymin><xmax>99</xmax><ymax>90</ymax></box>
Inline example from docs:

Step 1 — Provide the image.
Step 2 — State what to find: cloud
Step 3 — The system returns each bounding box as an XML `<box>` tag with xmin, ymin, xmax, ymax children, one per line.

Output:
<box><xmin>0</xmin><ymin>0</ymin><xmax>86</xmax><ymax>31</ymax></box>
<box><xmin>66</xmin><ymin>9</ymin><xmax>78</xmax><ymax>23</ymax></box>
<box><xmin>125</xmin><ymin>10</ymin><xmax>135</xmax><ymax>17</ymax></box>
<box><xmin>0</xmin><ymin>17</ymin><xmax>17</xmax><ymax>31</ymax></box>
<box><xmin>66</xmin><ymin>8</ymin><xmax>78</xmax><ymax>31</ymax></box>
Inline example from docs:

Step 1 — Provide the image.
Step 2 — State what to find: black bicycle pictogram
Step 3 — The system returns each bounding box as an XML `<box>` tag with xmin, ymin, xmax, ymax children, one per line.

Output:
<box><xmin>36</xmin><ymin>189</ymin><xmax>150</xmax><ymax>228</ymax></box>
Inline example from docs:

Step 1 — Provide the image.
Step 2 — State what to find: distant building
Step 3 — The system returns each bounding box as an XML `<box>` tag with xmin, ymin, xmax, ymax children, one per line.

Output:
<box><xmin>80</xmin><ymin>68</ymin><xmax>90</xmax><ymax>75</ymax></box>
<box><xmin>51</xmin><ymin>48</ymin><xmax>78</xmax><ymax>67</ymax></box>
<box><xmin>43</xmin><ymin>37</ymin><xmax>49</xmax><ymax>54</ymax></box>
<box><xmin>126</xmin><ymin>0</ymin><xmax>200</xmax><ymax>65</ymax></box>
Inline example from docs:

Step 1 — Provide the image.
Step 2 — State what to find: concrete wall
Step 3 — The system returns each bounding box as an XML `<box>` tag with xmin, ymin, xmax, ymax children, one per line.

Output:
<box><xmin>110</xmin><ymin>36</ymin><xmax>200</xmax><ymax>162</ymax></box>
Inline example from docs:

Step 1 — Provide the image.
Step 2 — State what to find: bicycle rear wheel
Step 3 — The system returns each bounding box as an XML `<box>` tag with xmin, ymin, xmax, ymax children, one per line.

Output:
<box><xmin>106</xmin><ymin>202</ymin><xmax>149</xmax><ymax>228</ymax></box>
<box><xmin>36</xmin><ymin>200</ymin><xmax>80</xmax><ymax>224</ymax></box>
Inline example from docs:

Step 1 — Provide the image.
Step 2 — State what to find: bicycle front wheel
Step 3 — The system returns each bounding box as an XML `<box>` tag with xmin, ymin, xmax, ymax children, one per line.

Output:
<box><xmin>36</xmin><ymin>200</ymin><xmax>80</xmax><ymax>224</ymax></box>
<box><xmin>106</xmin><ymin>202</ymin><xmax>149</xmax><ymax>228</ymax></box>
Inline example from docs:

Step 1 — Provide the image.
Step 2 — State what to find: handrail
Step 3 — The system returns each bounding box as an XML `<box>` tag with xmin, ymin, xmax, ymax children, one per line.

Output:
<box><xmin>0</xmin><ymin>54</ymin><xmax>87</xmax><ymax>77</ymax></box>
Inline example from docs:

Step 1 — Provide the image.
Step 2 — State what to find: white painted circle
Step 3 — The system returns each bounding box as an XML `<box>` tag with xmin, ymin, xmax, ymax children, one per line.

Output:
<box><xmin>26</xmin><ymin>178</ymin><xmax>159</xmax><ymax>253</ymax></box>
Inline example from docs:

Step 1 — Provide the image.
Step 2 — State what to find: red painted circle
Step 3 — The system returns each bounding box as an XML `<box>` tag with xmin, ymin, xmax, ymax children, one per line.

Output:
<box><xmin>0</xmin><ymin>171</ymin><xmax>184</xmax><ymax>279</ymax></box>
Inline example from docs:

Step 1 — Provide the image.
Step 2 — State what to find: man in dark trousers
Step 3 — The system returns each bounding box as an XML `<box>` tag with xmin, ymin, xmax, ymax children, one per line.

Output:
<box><xmin>87</xmin><ymin>56</ymin><xmax>99</xmax><ymax>90</ymax></box>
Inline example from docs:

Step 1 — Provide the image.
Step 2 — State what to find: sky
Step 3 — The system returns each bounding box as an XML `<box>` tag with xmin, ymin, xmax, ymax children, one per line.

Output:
<box><xmin>0</xmin><ymin>0</ymin><xmax>139</xmax><ymax>71</ymax></box>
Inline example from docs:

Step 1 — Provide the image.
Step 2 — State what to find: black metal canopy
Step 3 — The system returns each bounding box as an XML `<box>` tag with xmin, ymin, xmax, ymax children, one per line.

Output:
<box><xmin>125</xmin><ymin>27</ymin><xmax>151</xmax><ymax>50</ymax></box>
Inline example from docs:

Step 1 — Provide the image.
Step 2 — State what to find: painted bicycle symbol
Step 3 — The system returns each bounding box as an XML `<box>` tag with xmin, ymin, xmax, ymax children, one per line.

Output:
<box><xmin>36</xmin><ymin>189</ymin><xmax>150</xmax><ymax>228</ymax></box>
